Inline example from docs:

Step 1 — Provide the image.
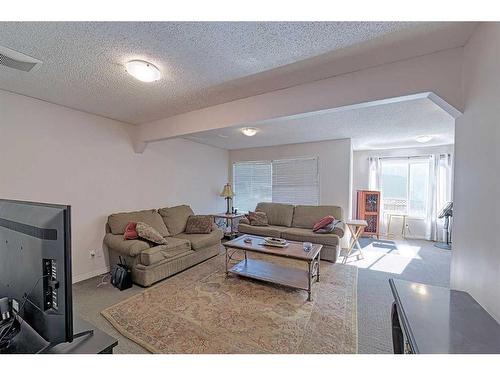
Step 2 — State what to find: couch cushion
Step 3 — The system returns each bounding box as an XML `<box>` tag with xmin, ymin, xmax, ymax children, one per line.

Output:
<box><xmin>292</xmin><ymin>205</ymin><xmax>343</xmax><ymax>229</ymax></box>
<box><xmin>136</xmin><ymin>221</ymin><xmax>167</xmax><ymax>244</ymax></box>
<box><xmin>104</xmin><ymin>233</ymin><xmax>150</xmax><ymax>257</ymax></box>
<box><xmin>123</xmin><ymin>222</ymin><xmax>138</xmax><ymax>240</ymax></box>
<box><xmin>247</xmin><ymin>211</ymin><xmax>269</xmax><ymax>226</ymax></box>
<box><xmin>108</xmin><ymin>209</ymin><xmax>169</xmax><ymax>236</ymax></box>
<box><xmin>314</xmin><ymin>219</ymin><xmax>345</xmax><ymax>237</ymax></box>
<box><xmin>312</xmin><ymin>215</ymin><xmax>335</xmax><ymax>232</ymax></box>
<box><xmin>238</xmin><ymin>223</ymin><xmax>283</xmax><ymax>238</ymax></box>
<box><xmin>139</xmin><ymin>238</ymin><xmax>192</xmax><ymax>266</ymax></box>
<box><xmin>174</xmin><ymin>229</ymin><xmax>223</xmax><ymax>250</ymax></box>
<box><xmin>158</xmin><ymin>205</ymin><xmax>195</xmax><ymax>236</ymax></box>
<box><xmin>281</xmin><ymin>227</ymin><xmax>340</xmax><ymax>247</ymax></box>
<box><xmin>255</xmin><ymin>202</ymin><xmax>294</xmax><ymax>227</ymax></box>
<box><xmin>161</xmin><ymin>238</ymin><xmax>192</xmax><ymax>257</ymax></box>
<box><xmin>185</xmin><ymin>215</ymin><xmax>213</xmax><ymax>234</ymax></box>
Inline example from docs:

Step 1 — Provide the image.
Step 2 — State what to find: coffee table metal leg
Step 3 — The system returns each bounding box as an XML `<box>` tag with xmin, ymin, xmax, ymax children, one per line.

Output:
<box><xmin>317</xmin><ymin>252</ymin><xmax>321</xmax><ymax>282</ymax></box>
<box><xmin>225</xmin><ymin>247</ymin><xmax>228</xmax><ymax>276</ymax></box>
<box><xmin>308</xmin><ymin>261</ymin><xmax>312</xmax><ymax>301</ymax></box>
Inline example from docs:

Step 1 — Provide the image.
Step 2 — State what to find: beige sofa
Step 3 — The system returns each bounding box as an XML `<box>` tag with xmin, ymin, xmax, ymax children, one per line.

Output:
<box><xmin>104</xmin><ymin>205</ymin><xmax>223</xmax><ymax>287</ymax></box>
<box><xmin>238</xmin><ymin>202</ymin><xmax>344</xmax><ymax>262</ymax></box>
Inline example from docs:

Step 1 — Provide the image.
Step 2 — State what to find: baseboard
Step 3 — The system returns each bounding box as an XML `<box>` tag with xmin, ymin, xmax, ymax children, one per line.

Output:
<box><xmin>72</xmin><ymin>266</ymin><xmax>110</xmax><ymax>284</ymax></box>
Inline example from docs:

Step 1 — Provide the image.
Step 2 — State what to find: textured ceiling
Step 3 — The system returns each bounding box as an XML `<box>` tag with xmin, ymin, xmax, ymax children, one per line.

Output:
<box><xmin>0</xmin><ymin>21</ymin><xmax>429</xmax><ymax>124</ymax></box>
<box><xmin>183</xmin><ymin>98</ymin><xmax>455</xmax><ymax>150</ymax></box>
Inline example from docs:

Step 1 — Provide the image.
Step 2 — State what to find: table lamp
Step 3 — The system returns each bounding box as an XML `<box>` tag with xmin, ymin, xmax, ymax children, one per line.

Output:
<box><xmin>220</xmin><ymin>183</ymin><xmax>234</xmax><ymax>214</ymax></box>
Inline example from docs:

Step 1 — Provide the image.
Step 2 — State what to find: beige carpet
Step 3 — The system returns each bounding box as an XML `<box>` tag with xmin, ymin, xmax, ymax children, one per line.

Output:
<box><xmin>101</xmin><ymin>253</ymin><xmax>358</xmax><ymax>354</ymax></box>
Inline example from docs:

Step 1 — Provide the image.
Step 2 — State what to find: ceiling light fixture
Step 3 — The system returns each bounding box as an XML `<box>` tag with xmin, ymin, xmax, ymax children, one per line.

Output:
<box><xmin>125</xmin><ymin>60</ymin><xmax>161</xmax><ymax>82</ymax></box>
<box><xmin>415</xmin><ymin>135</ymin><xmax>433</xmax><ymax>143</ymax></box>
<box><xmin>241</xmin><ymin>127</ymin><xmax>258</xmax><ymax>137</ymax></box>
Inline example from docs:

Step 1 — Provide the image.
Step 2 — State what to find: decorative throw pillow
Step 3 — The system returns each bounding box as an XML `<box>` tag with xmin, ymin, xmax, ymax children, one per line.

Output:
<box><xmin>185</xmin><ymin>215</ymin><xmax>213</xmax><ymax>234</ymax></box>
<box><xmin>123</xmin><ymin>222</ymin><xmax>138</xmax><ymax>240</ymax></box>
<box><xmin>313</xmin><ymin>215</ymin><xmax>335</xmax><ymax>232</ymax></box>
<box><xmin>136</xmin><ymin>221</ymin><xmax>167</xmax><ymax>245</ymax></box>
<box><xmin>315</xmin><ymin>219</ymin><xmax>345</xmax><ymax>237</ymax></box>
<box><xmin>247</xmin><ymin>211</ymin><xmax>269</xmax><ymax>226</ymax></box>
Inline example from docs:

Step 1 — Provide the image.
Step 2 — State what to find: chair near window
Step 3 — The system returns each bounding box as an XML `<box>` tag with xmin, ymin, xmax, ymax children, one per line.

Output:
<box><xmin>386</xmin><ymin>213</ymin><xmax>411</xmax><ymax>239</ymax></box>
<box><xmin>384</xmin><ymin>198</ymin><xmax>411</xmax><ymax>239</ymax></box>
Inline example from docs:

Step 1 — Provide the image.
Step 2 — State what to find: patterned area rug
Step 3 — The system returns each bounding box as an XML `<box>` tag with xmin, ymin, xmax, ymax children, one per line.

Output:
<box><xmin>101</xmin><ymin>253</ymin><xmax>358</xmax><ymax>353</ymax></box>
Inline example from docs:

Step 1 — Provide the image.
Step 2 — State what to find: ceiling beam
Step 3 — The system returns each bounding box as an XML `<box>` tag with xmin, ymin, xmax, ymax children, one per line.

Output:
<box><xmin>133</xmin><ymin>47</ymin><xmax>464</xmax><ymax>153</ymax></box>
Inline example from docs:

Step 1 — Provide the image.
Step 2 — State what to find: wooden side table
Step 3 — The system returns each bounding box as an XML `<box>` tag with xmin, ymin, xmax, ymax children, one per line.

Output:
<box><xmin>212</xmin><ymin>213</ymin><xmax>245</xmax><ymax>238</ymax></box>
<box><xmin>343</xmin><ymin>219</ymin><xmax>367</xmax><ymax>264</ymax></box>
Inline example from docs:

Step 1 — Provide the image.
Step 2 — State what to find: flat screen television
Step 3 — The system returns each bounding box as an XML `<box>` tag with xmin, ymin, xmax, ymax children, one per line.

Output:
<box><xmin>0</xmin><ymin>199</ymin><xmax>73</xmax><ymax>352</ymax></box>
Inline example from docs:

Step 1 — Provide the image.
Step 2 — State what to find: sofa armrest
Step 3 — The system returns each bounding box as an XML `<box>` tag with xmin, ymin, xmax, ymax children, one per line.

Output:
<box><xmin>104</xmin><ymin>233</ymin><xmax>150</xmax><ymax>257</ymax></box>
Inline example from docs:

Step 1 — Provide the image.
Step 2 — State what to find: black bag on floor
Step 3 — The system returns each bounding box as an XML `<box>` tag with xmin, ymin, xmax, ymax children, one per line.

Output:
<box><xmin>111</xmin><ymin>256</ymin><xmax>133</xmax><ymax>291</ymax></box>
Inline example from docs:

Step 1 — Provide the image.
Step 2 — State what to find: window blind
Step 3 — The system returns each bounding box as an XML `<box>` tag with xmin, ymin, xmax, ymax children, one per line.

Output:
<box><xmin>272</xmin><ymin>157</ymin><xmax>319</xmax><ymax>205</ymax></box>
<box><xmin>233</xmin><ymin>161</ymin><xmax>272</xmax><ymax>213</ymax></box>
<box><xmin>233</xmin><ymin>157</ymin><xmax>319</xmax><ymax>212</ymax></box>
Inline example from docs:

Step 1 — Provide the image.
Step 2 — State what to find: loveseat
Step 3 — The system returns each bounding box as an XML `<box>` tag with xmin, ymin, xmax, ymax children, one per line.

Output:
<box><xmin>104</xmin><ymin>205</ymin><xmax>223</xmax><ymax>287</ymax></box>
<box><xmin>238</xmin><ymin>202</ymin><xmax>345</xmax><ymax>262</ymax></box>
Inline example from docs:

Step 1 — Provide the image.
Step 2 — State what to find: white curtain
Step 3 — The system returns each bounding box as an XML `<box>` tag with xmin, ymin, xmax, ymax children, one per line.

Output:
<box><xmin>367</xmin><ymin>154</ymin><xmax>452</xmax><ymax>241</ymax></box>
<box><xmin>368</xmin><ymin>157</ymin><xmax>381</xmax><ymax>191</ymax></box>
<box><xmin>367</xmin><ymin>157</ymin><xmax>386</xmax><ymax>230</ymax></box>
<box><xmin>427</xmin><ymin>155</ymin><xmax>437</xmax><ymax>240</ymax></box>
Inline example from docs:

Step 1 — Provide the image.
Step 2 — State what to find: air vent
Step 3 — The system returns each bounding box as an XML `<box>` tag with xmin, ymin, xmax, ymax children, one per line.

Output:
<box><xmin>0</xmin><ymin>45</ymin><xmax>42</xmax><ymax>72</ymax></box>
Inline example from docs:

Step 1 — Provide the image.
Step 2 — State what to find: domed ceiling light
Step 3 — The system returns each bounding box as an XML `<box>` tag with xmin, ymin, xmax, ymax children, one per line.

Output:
<box><xmin>415</xmin><ymin>135</ymin><xmax>433</xmax><ymax>143</ymax></box>
<box><xmin>125</xmin><ymin>60</ymin><xmax>161</xmax><ymax>82</ymax></box>
<box><xmin>241</xmin><ymin>127</ymin><xmax>259</xmax><ymax>137</ymax></box>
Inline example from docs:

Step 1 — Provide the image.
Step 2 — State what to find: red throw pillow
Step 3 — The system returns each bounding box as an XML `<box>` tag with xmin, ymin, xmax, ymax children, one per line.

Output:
<box><xmin>124</xmin><ymin>222</ymin><xmax>138</xmax><ymax>240</ymax></box>
<box><xmin>313</xmin><ymin>216</ymin><xmax>335</xmax><ymax>232</ymax></box>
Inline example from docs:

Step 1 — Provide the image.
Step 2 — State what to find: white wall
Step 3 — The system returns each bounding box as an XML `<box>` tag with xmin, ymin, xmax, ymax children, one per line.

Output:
<box><xmin>451</xmin><ymin>24</ymin><xmax>500</xmax><ymax>322</ymax></box>
<box><xmin>0</xmin><ymin>90</ymin><xmax>228</xmax><ymax>282</ymax></box>
<box><xmin>352</xmin><ymin>145</ymin><xmax>454</xmax><ymax>239</ymax></box>
<box><xmin>229</xmin><ymin>139</ymin><xmax>352</xmax><ymax>246</ymax></box>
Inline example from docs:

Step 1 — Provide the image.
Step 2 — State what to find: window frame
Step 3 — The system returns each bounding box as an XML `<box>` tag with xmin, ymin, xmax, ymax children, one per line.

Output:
<box><xmin>379</xmin><ymin>156</ymin><xmax>431</xmax><ymax>220</ymax></box>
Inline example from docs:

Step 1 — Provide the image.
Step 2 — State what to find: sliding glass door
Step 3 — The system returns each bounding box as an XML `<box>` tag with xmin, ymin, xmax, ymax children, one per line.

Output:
<box><xmin>380</xmin><ymin>156</ymin><xmax>432</xmax><ymax>238</ymax></box>
<box><xmin>408</xmin><ymin>159</ymin><xmax>430</xmax><ymax>219</ymax></box>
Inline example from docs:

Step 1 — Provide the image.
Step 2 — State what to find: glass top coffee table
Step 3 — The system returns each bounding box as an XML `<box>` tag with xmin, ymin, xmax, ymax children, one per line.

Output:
<box><xmin>223</xmin><ymin>234</ymin><xmax>323</xmax><ymax>301</ymax></box>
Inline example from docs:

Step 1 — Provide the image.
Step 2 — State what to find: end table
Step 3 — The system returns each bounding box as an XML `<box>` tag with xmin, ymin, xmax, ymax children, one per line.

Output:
<box><xmin>212</xmin><ymin>213</ymin><xmax>245</xmax><ymax>238</ymax></box>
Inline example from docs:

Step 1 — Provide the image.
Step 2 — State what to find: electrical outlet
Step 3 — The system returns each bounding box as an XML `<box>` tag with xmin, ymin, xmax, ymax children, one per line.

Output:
<box><xmin>96</xmin><ymin>248</ymin><xmax>103</xmax><ymax>258</ymax></box>
<box><xmin>89</xmin><ymin>250</ymin><xmax>96</xmax><ymax>259</ymax></box>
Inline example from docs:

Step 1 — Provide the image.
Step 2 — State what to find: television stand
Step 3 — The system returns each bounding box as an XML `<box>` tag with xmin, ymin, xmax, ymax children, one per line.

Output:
<box><xmin>72</xmin><ymin>328</ymin><xmax>94</xmax><ymax>339</ymax></box>
<box><xmin>2</xmin><ymin>316</ymin><xmax>116</xmax><ymax>354</ymax></box>
<box><xmin>37</xmin><ymin>328</ymin><xmax>95</xmax><ymax>353</ymax></box>
<box><xmin>390</xmin><ymin>278</ymin><xmax>500</xmax><ymax>353</ymax></box>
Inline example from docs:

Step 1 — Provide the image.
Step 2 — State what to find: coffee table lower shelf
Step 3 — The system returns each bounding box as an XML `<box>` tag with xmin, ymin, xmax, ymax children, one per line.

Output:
<box><xmin>228</xmin><ymin>258</ymin><xmax>310</xmax><ymax>294</ymax></box>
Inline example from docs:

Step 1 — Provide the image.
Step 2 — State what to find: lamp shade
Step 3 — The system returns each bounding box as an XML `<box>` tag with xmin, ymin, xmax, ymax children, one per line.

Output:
<box><xmin>220</xmin><ymin>183</ymin><xmax>234</xmax><ymax>198</ymax></box>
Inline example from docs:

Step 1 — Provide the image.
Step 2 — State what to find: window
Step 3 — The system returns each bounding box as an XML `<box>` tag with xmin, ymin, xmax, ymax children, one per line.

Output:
<box><xmin>232</xmin><ymin>161</ymin><xmax>272</xmax><ymax>213</ymax></box>
<box><xmin>380</xmin><ymin>157</ymin><xmax>431</xmax><ymax>218</ymax></box>
<box><xmin>233</xmin><ymin>157</ymin><xmax>319</xmax><ymax>212</ymax></box>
